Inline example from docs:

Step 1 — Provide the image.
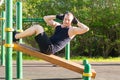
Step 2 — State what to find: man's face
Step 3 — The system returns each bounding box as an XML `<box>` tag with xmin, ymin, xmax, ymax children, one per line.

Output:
<box><xmin>62</xmin><ymin>14</ymin><xmax>73</xmax><ymax>27</ymax></box>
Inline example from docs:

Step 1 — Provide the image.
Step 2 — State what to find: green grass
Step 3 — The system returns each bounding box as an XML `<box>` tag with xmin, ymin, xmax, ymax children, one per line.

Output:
<box><xmin>11</xmin><ymin>51</ymin><xmax>120</xmax><ymax>62</ymax></box>
<box><xmin>13</xmin><ymin>54</ymin><xmax>40</xmax><ymax>60</ymax></box>
<box><xmin>12</xmin><ymin>53</ymin><xmax>120</xmax><ymax>62</ymax></box>
<box><xmin>70</xmin><ymin>56</ymin><xmax>120</xmax><ymax>62</ymax></box>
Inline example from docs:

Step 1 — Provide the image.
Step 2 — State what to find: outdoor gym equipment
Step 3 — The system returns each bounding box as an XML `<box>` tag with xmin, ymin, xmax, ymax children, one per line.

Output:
<box><xmin>0</xmin><ymin>1</ymin><xmax>96</xmax><ymax>80</ymax></box>
<box><xmin>13</xmin><ymin>42</ymin><xmax>96</xmax><ymax>79</ymax></box>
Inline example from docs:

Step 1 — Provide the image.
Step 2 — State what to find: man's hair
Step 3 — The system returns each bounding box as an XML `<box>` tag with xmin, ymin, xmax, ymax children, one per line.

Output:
<box><xmin>65</xmin><ymin>12</ymin><xmax>74</xmax><ymax>19</ymax></box>
<box><xmin>65</xmin><ymin>12</ymin><xmax>78</xmax><ymax>24</ymax></box>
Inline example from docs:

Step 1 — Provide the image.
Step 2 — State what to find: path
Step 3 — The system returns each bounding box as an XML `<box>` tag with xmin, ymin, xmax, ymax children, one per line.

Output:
<box><xmin>0</xmin><ymin>61</ymin><xmax>120</xmax><ymax>80</ymax></box>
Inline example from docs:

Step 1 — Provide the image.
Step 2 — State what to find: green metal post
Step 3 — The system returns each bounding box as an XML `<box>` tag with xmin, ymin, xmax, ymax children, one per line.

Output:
<box><xmin>1</xmin><ymin>11</ymin><xmax>5</xmax><ymax>66</ymax></box>
<box><xmin>83</xmin><ymin>59</ymin><xmax>89</xmax><ymax>65</ymax></box>
<box><xmin>65</xmin><ymin>42</ymin><xmax>70</xmax><ymax>60</ymax></box>
<box><xmin>16</xmin><ymin>2</ymin><xmax>23</xmax><ymax>79</ymax></box>
<box><xmin>22</xmin><ymin>18</ymin><xmax>44</xmax><ymax>22</ymax></box>
<box><xmin>83</xmin><ymin>64</ymin><xmax>92</xmax><ymax>80</ymax></box>
<box><xmin>5</xmin><ymin>0</ymin><xmax>13</xmax><ymax>80</ymax></box>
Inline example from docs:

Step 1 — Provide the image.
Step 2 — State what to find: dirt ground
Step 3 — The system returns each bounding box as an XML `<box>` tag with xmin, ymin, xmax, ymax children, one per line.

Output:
<box><xmin>0</xmin><ymin>61</ymin><xmax>120</xmax><ymax>80</ymax></box>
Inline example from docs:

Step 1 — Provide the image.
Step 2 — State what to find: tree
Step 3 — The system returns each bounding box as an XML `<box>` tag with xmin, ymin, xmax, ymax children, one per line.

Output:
<box><xmin>0</xmin><ymin>0</ymin><xmax>120</xmax><ymax>57</ymax></box>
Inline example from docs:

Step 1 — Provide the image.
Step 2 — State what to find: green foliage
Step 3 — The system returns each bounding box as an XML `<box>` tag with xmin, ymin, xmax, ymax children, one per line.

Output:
<box><xmin>0</xmin><ymin>0</ymin><xmax>120</xmax><ymax>57</ymax></box>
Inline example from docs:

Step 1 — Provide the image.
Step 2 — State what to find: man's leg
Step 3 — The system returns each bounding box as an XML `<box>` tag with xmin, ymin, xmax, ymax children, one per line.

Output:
<box><xmin>15</xmin><ymin>24</ymin><xmax>44</xmax><ymax>39</ymax></box>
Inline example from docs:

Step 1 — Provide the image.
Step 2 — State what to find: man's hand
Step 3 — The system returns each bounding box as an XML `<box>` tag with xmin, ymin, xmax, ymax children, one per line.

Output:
<box><xmin>72</xmin><ymin>17</ymin><xmax>78</xmax><ymax>24</ymax></box>
<box><xmin>56</xmin><ymin>14</ymin><xmax>65</xmax><ymax>20</ymax></box>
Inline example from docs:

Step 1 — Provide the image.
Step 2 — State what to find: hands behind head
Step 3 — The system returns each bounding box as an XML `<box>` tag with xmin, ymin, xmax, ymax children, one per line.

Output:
<box><xmin>56</xmin><ymin>13</ymin><xmax>78</xmax><ymax>24</ymax></box>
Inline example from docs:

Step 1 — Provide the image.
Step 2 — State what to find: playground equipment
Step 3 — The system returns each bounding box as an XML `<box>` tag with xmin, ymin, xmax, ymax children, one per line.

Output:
<box><xmin>4</xmin><ymin>0</ymin><xmax>13</xmax><ymax>80</ymax></box>
<box><xmin>13</xmin><ymin>42</ymin><xmax>96</xmax><ymax>79</ymax></box>
<box><xmin>82</xmin><ymin>60</ymin><xmax>92</xmax><ymax>80</ymax></box>
<box><xmin>0</xmin><ymin>0</ymin><xmax>96</xmax><ymax>80</ymax></box>
<box><xmin>16</xmin><ymin>2</ymin><xmax>23</xmax><ymax>79</ymax></box>
<box><xmin>83</xmin><ymin>63</ymin><xmax>92</xmax><ymax>80</ymax></box>
<box><xmin>0</xmin><ymin>11</ymin><xmax>5</xmax><ymax>66</ymax></box>
<box><xmin>83</xmin><ymin>59</ymin><xmax>89</xmax><ymax>65</ymax></box>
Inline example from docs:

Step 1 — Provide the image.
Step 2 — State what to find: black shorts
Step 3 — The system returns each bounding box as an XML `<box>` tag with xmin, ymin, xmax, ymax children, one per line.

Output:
<box><xmin>34</xmin><ymin>32</ymin><xmax>53</xmax><ymax>54</ymax></box>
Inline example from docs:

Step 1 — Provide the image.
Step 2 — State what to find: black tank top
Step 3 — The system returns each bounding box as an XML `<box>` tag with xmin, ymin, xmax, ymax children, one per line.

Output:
<box><xmin>50</xmin><ymin>25</ymin><xmax>71</xmax><ymax>53</ymax></box>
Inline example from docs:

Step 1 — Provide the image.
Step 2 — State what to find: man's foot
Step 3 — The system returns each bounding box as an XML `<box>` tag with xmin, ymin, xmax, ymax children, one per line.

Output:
<box><xmin>13</xmin><ymin>31</ymin><xmax>19</xmax><ymax>42</ymax></box>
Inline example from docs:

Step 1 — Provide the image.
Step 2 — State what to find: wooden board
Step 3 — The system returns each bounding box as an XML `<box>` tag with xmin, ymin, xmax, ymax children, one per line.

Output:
<box><xmin>13</xmin><ymin>42</ymin><xmax>96</xmax><ymax>78</ymax></box>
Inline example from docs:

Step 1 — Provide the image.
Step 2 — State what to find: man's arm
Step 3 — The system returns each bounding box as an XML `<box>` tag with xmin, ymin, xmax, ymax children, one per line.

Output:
<box><xmin>43</xmin><ymin>15</ymin><xmax>60</xmax><ymax>28</ymax></box>
<box><xmin>72</xmin><ymin>21</ymin><xmax>89</xmax><ymax>35</ymax></box>
<box><xmin>71</xmin><ymin>17</ymin><xmax>89</xmax><ymax>34</ymax></box>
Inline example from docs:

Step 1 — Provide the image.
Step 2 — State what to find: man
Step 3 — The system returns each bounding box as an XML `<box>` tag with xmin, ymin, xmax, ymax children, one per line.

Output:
<box><xmin>14</xmin><ymin>12</ymin><xmax>89</xmax><ymax>54</ymax></box>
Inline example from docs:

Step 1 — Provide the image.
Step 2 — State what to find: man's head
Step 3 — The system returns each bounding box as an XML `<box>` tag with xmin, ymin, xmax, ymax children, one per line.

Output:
<box><xmin>62</xmin><ymin>12</ymin><xmax>74</xmax><ymax>27</ymax></box>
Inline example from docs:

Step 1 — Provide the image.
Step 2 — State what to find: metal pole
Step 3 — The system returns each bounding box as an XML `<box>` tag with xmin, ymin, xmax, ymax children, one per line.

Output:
<box><xmin>16</xmin><ymin>2</ymin><xmax>23</xmax><ymax>79</ymax></box>
<box><xmin>65</xmin><ymin>42</ymin><xmax>70</xmax><ymax>60</ymax></box>
<box><xmin>83</xmin><ymin>59</ymin><xmax>89</xmax><ymax>65</ymax></box>
<box><xmin>83</xmin><ymin>64</ymin><xmax>92</xmax><ymax>80</ymax></box>
<box><xmin>1</xmin><ymin>11</ymin><xmax>5</xmax><ymax>66</ymax></box>
<box><xmin>22</xmin><ymin>18</ymin><xmax>44</xmax><ymax>22</ymax></box>
<box><xmin>5</xmin><ymin>0</ymin><xmax>13</xmax><ymax>80</ymax></box>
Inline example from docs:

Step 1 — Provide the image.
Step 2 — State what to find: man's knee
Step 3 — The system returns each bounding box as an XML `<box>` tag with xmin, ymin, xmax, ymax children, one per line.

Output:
<box><xmin>33</xmin><ymin>24</ymin><xmax>44</xmax><ymax>35</ymax></box>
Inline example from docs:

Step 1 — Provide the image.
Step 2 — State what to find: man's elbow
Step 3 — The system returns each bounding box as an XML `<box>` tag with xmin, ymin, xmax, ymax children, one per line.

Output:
<box><xmin>43</xmin><ymin>16</ymin><xmax>50</xmax><ymax>23</ymax></box>
<box><xmin>43</xmin><ymin>16</ymin><xmax>47</xmax><ymax>21</ymax></box>
<box><xmin>86</xmin><ymin>27</ymin><xmax>89</xmax><ymax>32</ymax></box>
<box><xmin>83</xmin><ymin>27</ymin><xmax>89</xmax><ymax>33</ymax></box>
<box><xmin>77</xmin><ymin>27</ymin><xmax>90</xmax><ymax>34</ymax></box>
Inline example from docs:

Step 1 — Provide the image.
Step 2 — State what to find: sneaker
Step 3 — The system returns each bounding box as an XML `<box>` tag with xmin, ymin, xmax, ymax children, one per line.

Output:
<box><xmin>13</xmin><ymin>31</ymin><xmax>19</xmax><ymax>42</ymax></box>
